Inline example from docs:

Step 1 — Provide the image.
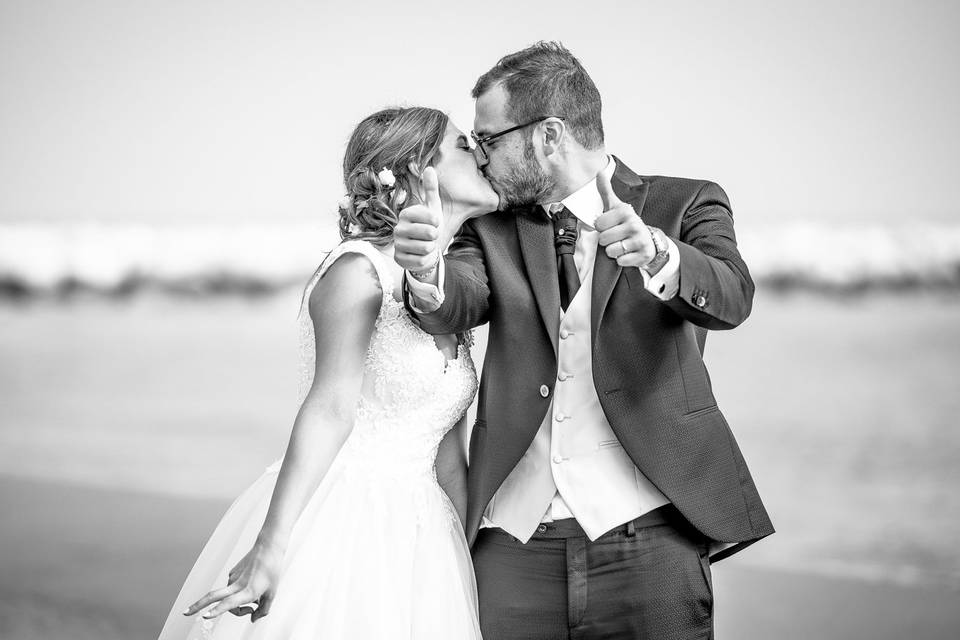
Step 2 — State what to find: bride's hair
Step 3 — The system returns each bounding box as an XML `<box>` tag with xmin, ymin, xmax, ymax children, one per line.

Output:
<box><xmin>339</xmin><ymin>107</ymin><xmax>449</xmax><ymax>247</ymax></box>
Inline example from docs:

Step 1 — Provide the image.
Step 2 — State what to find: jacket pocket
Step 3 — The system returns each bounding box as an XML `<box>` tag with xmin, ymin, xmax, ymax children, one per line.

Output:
<box><xmin>597</xmin><ymin>438</ymin><xmax>623</xmax><ymax>450</ymax></box>
<box><xmin>674</xmin><ymin>330</ymin><xmax>716</xmax><ymax>413</ymax></box>
<box><xmin>681</xmin><ymin>405</ymin><xmax>720</xmax><ymax>421</ymax></box>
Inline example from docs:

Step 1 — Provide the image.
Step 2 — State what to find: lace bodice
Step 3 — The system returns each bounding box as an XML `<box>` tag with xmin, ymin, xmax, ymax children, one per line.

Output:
<box><xmin>297</xmin><ymin>240</ymin><xmax>478</xmax><ymax>482</ymax></box>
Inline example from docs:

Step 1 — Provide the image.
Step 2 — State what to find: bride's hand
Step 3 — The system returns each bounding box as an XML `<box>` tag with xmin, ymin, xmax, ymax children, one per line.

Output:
<box><xmin>183</xmin><ymin>540</ymin><xmax>284</xmax><ymax>622</ymax></box>
<box><xmin>395</xmin><ymin>166</ymin><xmax>445</xmax><ymax>272</ymax></box>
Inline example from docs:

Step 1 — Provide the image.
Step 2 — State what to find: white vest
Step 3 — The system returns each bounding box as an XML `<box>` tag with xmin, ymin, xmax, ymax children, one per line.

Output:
<box><xmin>480</xmin><ymin>230</ymin><xmax>670</xmax><ymax>543</ymax></box>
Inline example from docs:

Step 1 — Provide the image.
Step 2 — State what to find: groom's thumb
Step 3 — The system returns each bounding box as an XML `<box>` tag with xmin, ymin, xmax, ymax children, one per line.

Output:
<box><xmin>596</xmin><ymin>170</ymin><xmax>621</xmax><ymax>211</ymax></box>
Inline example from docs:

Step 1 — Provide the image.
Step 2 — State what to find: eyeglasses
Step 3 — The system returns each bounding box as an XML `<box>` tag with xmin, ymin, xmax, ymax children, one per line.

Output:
<box><xmin>470</xmin><ymin>115</ymin><xmax>564</xmax><ymax>161</ymax></box>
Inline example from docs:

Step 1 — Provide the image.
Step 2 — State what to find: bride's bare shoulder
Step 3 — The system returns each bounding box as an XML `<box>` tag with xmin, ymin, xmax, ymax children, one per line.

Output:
<box><xmin>308</xmin><ymin>251</ymin><xmax>383</xmax><ymax>325</ymax></box>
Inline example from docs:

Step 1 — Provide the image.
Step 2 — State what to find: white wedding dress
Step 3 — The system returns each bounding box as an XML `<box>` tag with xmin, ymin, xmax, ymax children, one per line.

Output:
<box><xmin>158</xmin><ymin>240</ymin><xmax>481</xmax><ymax>639</ymax></box>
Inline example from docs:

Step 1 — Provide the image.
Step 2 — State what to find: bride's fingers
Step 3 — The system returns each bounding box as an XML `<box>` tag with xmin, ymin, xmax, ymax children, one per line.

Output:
<box><xmin>204</xmin><ymin>590</ymin><xmax>257</xmax><ymax>619</ymax></box>
<box><xmin>250</xmin><ymin>594</ymin><xmax>273</xmax><ymax>622</ymax></box>
<box><xmin>183</xmin><ymin>583</ymin><xmax>242</xmax><ymax>616</ymax></box>
<box><xmin>229</xmin><ymin>605</ymin><xmax>256</xmax><ymax>617</ymax></box>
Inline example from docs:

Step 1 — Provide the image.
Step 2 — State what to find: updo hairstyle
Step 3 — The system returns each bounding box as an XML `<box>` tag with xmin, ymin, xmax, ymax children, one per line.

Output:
<box><xmin>338</xmin><ymin>107</ymin><xmax>449</xmax><ymax>246</ymax></box>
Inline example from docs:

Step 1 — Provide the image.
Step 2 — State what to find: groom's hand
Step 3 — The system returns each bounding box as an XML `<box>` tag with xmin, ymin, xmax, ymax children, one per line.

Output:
<box><xmin>595</xmin><ymin>171</ymin><xmax>658</xmax><ymax>269</ymax></box>
<box><xmin>394</xmin><ymin>166</ymin><xmax>443</xmax><ymax>276</ymax></box>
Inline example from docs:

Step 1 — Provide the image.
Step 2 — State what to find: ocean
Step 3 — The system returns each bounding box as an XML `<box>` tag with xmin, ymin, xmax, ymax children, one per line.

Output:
<box><xmin>2</xmin><ymin>221</ymin><xmax>960</xmax><ymax>297</ymax></box>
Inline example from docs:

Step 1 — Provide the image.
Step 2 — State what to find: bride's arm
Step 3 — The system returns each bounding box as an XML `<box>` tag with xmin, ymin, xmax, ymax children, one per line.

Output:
<box><xmin>435</xmin><ymin>413</ymin><xmax>469</xmax><ymax>530</ymax></box>
<box><xmin>184</xmin><ymin>253</ymin><xmax>382</xmax><ymax>622</ymax></box>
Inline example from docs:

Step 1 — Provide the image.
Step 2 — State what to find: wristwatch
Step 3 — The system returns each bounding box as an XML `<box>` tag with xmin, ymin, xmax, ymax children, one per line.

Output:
<box><xmin>641</xmin><ymin>226</ymin><xmax>670</xmax><ymax>276</ymax></box>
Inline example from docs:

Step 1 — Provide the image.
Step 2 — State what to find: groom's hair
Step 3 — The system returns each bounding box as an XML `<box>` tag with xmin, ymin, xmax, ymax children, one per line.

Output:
<box><xmin>472</xmin><ymin>41</ymin><xmax>604</xmax><ymax>150</ymax></box>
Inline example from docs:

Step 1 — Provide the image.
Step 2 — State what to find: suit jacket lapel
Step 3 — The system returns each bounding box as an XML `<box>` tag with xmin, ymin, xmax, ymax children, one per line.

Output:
<box><xmin>516</xmin><ymin>210</ymin><xmax>560</xmax><ymax>355</ymax></box>
<box><xmin>591</xmin><ymin>158</ymin><xmax>649</xmax><ymax>344</ymax></box>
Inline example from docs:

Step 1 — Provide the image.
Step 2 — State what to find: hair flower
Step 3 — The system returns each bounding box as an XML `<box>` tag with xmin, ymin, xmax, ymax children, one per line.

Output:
<box><xmin>377</xmin><ymin>167</ymin><xmax>396</xmax><ymax>188</ymax></box>
<box><xmin>348</xmin><ymin>222</ymin><xmax>361</xmax><ymax>235</ymax></box>
<box><xmin>338</xmin><ymin>194</ymin><xmax>353</xmax><ymax>211</ymax></box>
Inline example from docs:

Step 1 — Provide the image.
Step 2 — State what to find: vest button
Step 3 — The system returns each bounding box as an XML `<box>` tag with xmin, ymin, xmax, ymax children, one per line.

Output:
<box><xmin>695</xmin><ymin>294</ymin><xmax>707</xmax><ymax>308</ymax></box>
<box><xmin>558</xmin><ymin>372</ymin><xmax>568</xmax><ymax>381</ymax></box>
<box><xmin>560</xmin><ymin>329</ymin><xmax>570</xmax><ymax>339</ymax></box>
<box><xmin>539</xmin><ymin>384</ymin><xmax>550</xmax><ymax>398</ymax></box>
<box><xmin>552</xmin><ymin>454</ymin><xmax>564</xmax><ymax>464</ymax></box>
<box><xmin>537</xmin><ymin>524</ymin><xmax>548</xmax><ymax>533</ymax></box>
<box><xmin>555</xmin><ymin>412</ymin><xmax>566</xmax><ymax>422</ymax></box>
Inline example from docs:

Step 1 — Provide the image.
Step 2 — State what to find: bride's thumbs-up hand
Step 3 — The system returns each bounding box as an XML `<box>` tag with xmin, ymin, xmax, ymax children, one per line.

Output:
<box><xmin>594</xmin><ymin>170</ymin><xmax>657</xmax><ymax>268</ymax></box>
<box><xmin>394</xmin><ymin>166</ymin><xmax>443</xmax><ymax>275</ymax></box>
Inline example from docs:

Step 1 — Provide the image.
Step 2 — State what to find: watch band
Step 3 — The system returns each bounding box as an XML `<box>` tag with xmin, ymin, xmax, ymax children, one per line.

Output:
<box><xmin>642</xmin><ymin>226</ymin><xmax>670</xmax><ymax>275</ymax></box>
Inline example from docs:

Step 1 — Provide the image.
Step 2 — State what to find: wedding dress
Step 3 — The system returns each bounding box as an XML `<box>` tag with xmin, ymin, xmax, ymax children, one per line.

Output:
<box><xmin>158</xmin><ymin>239</ymin><xmax>481</xmax><ymax>639</ymax></box>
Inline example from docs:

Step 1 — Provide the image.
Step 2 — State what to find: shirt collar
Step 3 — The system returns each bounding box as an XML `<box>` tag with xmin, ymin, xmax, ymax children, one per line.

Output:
<box><xmin>542</xmin><ymin>155</ymin><xmax>615</xmax><ymax>230</ymax></box>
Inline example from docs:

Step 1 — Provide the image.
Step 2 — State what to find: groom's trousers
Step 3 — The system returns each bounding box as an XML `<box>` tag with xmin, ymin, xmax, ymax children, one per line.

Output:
<box><xmin>473</xmin><ymin>505</ymin><xmax>714</xmax><ymax>640</ymax></box>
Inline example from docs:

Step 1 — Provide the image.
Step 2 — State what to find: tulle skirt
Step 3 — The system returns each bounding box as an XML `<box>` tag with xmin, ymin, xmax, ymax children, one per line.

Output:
<box><xmin>158</xmin><ymin>454</ymin><xmax>481</xmax><ymax>640</ymax></box>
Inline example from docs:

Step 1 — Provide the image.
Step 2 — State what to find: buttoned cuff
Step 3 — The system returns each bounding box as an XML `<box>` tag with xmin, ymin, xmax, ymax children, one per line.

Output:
<box><xmin>405</xmin><ymin>257</ymin><xmax>445</xmax><ymax>312</ymax></box>
<box><xmin>638</xmin><ymin>237</ymin><xmax>680</xmax><ymax>300</ymax></box>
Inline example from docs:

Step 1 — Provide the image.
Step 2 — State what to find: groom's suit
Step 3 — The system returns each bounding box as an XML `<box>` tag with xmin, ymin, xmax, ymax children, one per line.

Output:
<box><xmin>413</xmin><ymin>158</ymin><xmax>773</xmax><ymax>563</ymax></box>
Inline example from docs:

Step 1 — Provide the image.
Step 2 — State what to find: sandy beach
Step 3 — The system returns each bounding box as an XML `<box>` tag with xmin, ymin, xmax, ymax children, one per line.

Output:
<box><xmin>2</xmin><ymin>476</ymin><xmax>958</xmax><ymax>640</ymax></box>
<box><xmin>1</xmin><ymin>289</ymin><xmax>959</xmax><ymax>638</ymax></box>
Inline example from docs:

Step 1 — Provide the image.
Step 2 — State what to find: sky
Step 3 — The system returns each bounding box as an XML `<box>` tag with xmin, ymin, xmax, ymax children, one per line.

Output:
<box><xmin>1</xmin><ymin>0</ymin><xmax>959</xmax><ymax>226</ymax></box>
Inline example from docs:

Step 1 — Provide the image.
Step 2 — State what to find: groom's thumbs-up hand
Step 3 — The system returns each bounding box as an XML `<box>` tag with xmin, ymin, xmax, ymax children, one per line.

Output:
<box><xmin>594</xmin><ymin>170</ymin><xmax>658</xmax><ymax>269</ymax></box>
<box><xmin>395</xmin><ymin>166</ymin><xmax>443</xmax><ymax>277</ymax></box>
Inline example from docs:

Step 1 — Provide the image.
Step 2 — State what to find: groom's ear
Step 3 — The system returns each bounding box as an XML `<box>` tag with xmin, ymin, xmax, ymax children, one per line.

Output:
<box><xmin>407</xmin><ymin>161</ymin><xmax>422</xmax><ymax>178</ymax></box>
<box><xmin>541</xmin><ymin>118</ymin><xmax>565</xmax><ymax>158</ymax></box>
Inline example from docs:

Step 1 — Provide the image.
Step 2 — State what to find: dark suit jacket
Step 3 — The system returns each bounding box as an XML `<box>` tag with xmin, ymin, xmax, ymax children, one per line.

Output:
<box><xmin>413</xmin><ymin>158</ymin><xmax>774</xmax><ymax>562</ymax></box>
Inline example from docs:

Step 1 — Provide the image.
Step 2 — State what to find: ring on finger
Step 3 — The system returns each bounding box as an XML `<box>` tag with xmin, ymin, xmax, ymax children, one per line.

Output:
<box><xmin>617</xmin><ymin>239</ymin><xmax>628</xmax><ymax>257</ymax></box>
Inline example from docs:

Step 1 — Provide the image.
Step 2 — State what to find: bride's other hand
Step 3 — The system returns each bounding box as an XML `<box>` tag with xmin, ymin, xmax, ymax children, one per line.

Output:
<box><xmin>183</xmin><ymin>540</ymin><xmax>283</xmax><ymax>621</ymax></box>
<box><xmin>436</xmin><ymin>413</ymin><xmax>469</xmax><ymax>529</ymax></box>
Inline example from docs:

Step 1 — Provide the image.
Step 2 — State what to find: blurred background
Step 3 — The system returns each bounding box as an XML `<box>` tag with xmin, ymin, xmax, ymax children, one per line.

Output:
<box><xmin>1</xmin><ymin>1</ymin><xmax>959</xmax><ymax>638</ymax></box>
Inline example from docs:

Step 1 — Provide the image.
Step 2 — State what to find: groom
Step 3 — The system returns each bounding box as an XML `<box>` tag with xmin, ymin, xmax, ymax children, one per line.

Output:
<box><xmin>396</xmin><ymin>42</ymin><xmax>773</xmax><ymax>639</ymax></box>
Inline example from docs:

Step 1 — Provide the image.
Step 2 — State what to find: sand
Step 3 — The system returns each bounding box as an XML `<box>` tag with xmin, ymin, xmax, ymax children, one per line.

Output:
<box><xmin>1</xmin><ymin>290</ymin><xmax>959</xmax><ymax>638</ymax></box>
<box><xmin>1</xmin><ymin>476</ymin><xmax>958</xmax><ymax>640</ymax></box>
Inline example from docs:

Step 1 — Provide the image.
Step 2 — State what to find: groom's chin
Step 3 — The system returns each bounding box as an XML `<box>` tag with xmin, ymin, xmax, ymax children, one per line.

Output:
<box><xmin>502</xmin><ymin>195</ymin><xmax>540</xmax><ymax>213</ymax></box>
<box><xmin>496</xmin><ymin>188</ymin><xmax>529</xmax><ymax>212</ymax></box>
<box><xmin>488</xmin><ymin>185</ymin><xmax>508</xmax><ymax>211</ymax></box>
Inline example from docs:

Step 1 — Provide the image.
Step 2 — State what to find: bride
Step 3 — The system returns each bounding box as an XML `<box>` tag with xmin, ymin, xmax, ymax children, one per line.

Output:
<box><xmin>159</xmin><ymin>106</ymin><xmax>498</xmax><ymax>639</ymax></box>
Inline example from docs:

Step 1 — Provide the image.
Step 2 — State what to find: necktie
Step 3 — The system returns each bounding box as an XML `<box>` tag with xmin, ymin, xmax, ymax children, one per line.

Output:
<box><xmin>552</xmin><ymin>206</ymin><xmax>580</xmax><ymax>311</ymax></box>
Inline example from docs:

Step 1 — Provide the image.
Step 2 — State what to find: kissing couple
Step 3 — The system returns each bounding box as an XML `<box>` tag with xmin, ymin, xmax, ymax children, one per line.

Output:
<box><xmin>160</xmin><ymin>41</ymin><xmax>773</xmax><ymax>640</ymax></box>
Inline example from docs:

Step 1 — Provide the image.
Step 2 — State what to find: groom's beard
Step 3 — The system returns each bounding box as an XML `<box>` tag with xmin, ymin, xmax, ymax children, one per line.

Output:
<box><xmin>495</xmin><ymin>139</ymin><xmax>555</xmax><ymax>211</ymax></box>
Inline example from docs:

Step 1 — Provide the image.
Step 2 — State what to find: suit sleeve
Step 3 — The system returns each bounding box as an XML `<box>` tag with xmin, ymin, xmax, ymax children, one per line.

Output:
<box><xmin>664</xmin><ymin>181</ymin><xmax>755</xmax><ymax>330</ymax></box>
<box><xmin>403</xmin><ymin>218</ymin><xmax>491</xmax><ymax>335</ymax></box>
